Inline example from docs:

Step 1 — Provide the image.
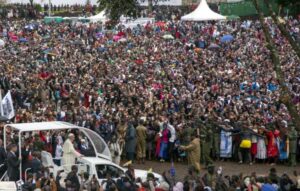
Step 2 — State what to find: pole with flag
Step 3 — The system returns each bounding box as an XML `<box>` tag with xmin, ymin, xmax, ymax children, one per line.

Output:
<box><xmin>170</xmin><ymin>160</ymin><xmax>176</xmax><ymax>186</ymax></box>
<box><xmin>1</xmin><ymin>90</ymin><xmax>15</xmax><ymax>120</ymax></box>
<box><xmin>0</xmin><ymin>89</ymin><xmax>3</xmax><ymax>116</ymax></box>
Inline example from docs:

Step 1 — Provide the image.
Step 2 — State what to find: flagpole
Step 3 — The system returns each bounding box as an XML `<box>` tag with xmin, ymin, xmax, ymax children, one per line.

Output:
<box><xmin>48</xmin><ymin>0</ymin><xmax>52</xmax><ymax>16</ymax></box>
<box><xmin>0</xmin><ymin>89</ymin><xmax>3</xmax><ymax>116</ymax></box>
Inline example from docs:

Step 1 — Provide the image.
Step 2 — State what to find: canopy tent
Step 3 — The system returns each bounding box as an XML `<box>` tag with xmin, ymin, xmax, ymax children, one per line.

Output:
<box><xmin>88</xmin><ymin>10</ymin><xmax>108</xmax><ymax>23</ymax></box>
<box><xmin>181</xmin><ymin>0</ymin><xmax>226</xmax><ymax>21</ymax></box>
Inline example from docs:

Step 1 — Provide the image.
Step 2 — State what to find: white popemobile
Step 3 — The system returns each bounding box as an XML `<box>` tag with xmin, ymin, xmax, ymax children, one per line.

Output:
<box><xmin>1</xmin><ymin>121</ymin><xmax>162</xmax><ymax>190</ymax></box>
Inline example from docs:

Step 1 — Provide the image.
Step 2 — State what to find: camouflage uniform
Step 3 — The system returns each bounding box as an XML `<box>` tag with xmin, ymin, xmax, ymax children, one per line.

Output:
<box><xmin>200</xmin><ymin>124</ymin><xmax>213</xmax><ymax>167</ymax></box>
<box><xmin>289</xmin><ymin>126</ymin><xmax>298</xmax><ymax>167</ymax></box>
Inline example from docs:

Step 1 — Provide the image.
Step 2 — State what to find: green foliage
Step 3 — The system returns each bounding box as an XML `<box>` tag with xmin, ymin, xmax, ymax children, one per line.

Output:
<box><xmin>29</xmin><ymin>0</ymin><xmax>34</xmax><ymax>7</ymax></box>
<box><xmin>277</xmin><ymin>0</ymin><xmax>300</xmax><ymax>15</ymax></box>
<box><xmin>277</xmin><ymin>0</ymin><xmax>298</xmax><ymax>7</ymax></box>
<box><xmin>86</xmin><ymin>0</ymin><xmax>91</xmax><ymax>5</ymax></box>
<box><xmin>34</xmin><ymin>4</ymin><xmax>42</xmax><ymax>12</ymax></box>
<box><xmin>98</xmin><ymin>0</ymin><xmax>139</xmax><ymax>20</ymax></box>
<box><xmin>220</xmin><ymin>0</ymin><xmax>279</xmax><ymax>17</ymax></box>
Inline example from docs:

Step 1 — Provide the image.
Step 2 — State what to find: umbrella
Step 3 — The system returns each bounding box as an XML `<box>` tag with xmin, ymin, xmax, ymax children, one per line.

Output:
<box><xmin>221</xmin><ymin>35</ymin><xmax>234</xmax><ymax>43</ymax></box>
<box><xmin>163</xmin><ymin>34</ymin><xmax>174</xmax><ymax>40</ymax></box>
<box><xmin>96</xmin><ymin>32</ymin><xmax>104</xmax><ymax>39</ymax></box>
<box><xmin>25</xmin><ymin>24</ymin><xmax>35</xmax><ymax>30</ymax></box>
<box><xmin>0</xmin><ymin>39</ymin><xmax>5</xmax><ymax>47</ymax></box>
<box><xmin>208</xmin><ymin>43</ymin><xmax>220</xmax><ymax>50</ymax></box>
<box><xmin>155</xmin><ymin>21</ymin><xmax>166</xmax><ymax>27</ymax></box>
<box><xmin>118</xmin><ymin>38</ymin><xmax>127</xmax><ymax>42</ymax></box>
<box><xmin>113</xmin><ymin>35</ymin><xmax>121</xmax><ymax>41</ymax></box>
<box><xmin>73</xmin><ymin>40</ymin><xmax>84</xmax><ymax>45</ymax></box>
<box><xmin>19</xmin><ymin>38</ymin><xmax>28</xmax><ymax>43</ymax></box>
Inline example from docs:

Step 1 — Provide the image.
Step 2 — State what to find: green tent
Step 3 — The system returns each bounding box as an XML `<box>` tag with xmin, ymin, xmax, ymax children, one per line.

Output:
<box><xmin>44</xmin><ymin>16</ymin><xmax>63</xmax><ymax>24</ymax></box>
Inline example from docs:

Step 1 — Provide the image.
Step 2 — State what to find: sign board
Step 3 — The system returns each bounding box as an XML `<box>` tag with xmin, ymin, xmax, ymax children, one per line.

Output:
<box><xmin>138</xmin><ymin>0</ymin><xmax>183</xmax><ymax>6</ymax></box>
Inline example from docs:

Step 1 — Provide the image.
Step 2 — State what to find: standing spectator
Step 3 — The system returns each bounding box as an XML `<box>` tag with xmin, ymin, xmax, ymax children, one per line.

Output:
<box><xmin>7</xmin><ymin>144</ymin><xmax>20</xmax><ymax>181</ymax></box>
<box><xmin>266</xmin><ymin>130</ymin><xmax>279</xmax><ymax>165</ymax></box>
<box><xmin>167</xmin><ymin>122</ymin><xmax>176</xmax><ymax>162</ymax></box>
<box><xmin>159</xmin><ymin>123</ymin><xmax>170</xmax><ymax>163</ymax></box>
<box><xmin>289</xmin><ymin>125</ymin><xmax>298</xmax><ymax>167</ymax></box>
<box><xmin>30</xmin><ymin>151</ymin><xmax>43</xmax><ymax>178</ymax></box>
<box><xmin>109</xmin><ymin>135</ymin><xmax>121</xmax><ymax>165</ymax></box>
<box><xmin>136</xmin><ymin>120</ymin><xmax>147</xmax><ymax>164</ymax></box>
<box><xmin>54</xmin><ymin>138</ymin><xmax>63</xmax><ymax>166</ymax></box>
<box><xmin>255</xmin><ymin>126</ymin><xmax>267</xmax><ymax>162</ymax></box>
<box><xmin>180</xmin><ymin>133</ymin><xmax>201</xmax><ymax>173</ymax></box>
<box><xmin>125</xmin><ymin>123</ymin><xmax>137</xmax><ymax>162</ymax></box>
<box><xmin>0</xmin><ymin>139</ymin><xmax>7</xmax><ymax>178</ymax></box>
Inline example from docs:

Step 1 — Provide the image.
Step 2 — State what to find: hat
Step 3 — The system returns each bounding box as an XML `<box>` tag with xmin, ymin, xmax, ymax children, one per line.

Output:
<box><xmin>147</xmin><ymin>173</ymin><xmax>155</xmax><ymax>180</ymax></box>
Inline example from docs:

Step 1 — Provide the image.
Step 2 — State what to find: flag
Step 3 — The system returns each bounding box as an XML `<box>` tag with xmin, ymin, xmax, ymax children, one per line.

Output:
<box><xmin>123</xmin><ymin>160</ymin><xmax>132</xmax><ymax>167</ymax></box>
<box><xmin>1</xmin><ymin>91</ymin><xmax>15</xmax><ymax>119</ymax></box>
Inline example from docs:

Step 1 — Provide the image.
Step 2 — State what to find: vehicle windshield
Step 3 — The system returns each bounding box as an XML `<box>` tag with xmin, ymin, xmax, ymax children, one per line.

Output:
<box><xmin>96</xmin><ymin>164</ymin><xmax>124</xmax><ymax>179</ymax></box>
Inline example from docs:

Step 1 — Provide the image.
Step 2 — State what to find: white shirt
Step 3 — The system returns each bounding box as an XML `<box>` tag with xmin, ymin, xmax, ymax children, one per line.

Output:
<box><xmin>55</xmin><ymin>144</ymin><xmax>63</xmax><ymax>159</ymax></box>
<box><xmin>167</xmin><ymin>124</ymin><xmax>176</xmax><ymax>143</ymax></box>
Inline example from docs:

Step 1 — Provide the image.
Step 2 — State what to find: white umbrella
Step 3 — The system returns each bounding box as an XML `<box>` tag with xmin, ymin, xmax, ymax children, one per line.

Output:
<box><xmin>0</xmin><ymin>39</ymin><xmax>5</xmax><ymax>47</ymax></box>
<box><xmin>118</xmin><ymin>38</ymin><xmax>127</xmax><ymax>42</ymax></box>
<box><xmin>163</xmin><ymin>34</ymin><xmax>174</xmax><ymax>40</ymax></box>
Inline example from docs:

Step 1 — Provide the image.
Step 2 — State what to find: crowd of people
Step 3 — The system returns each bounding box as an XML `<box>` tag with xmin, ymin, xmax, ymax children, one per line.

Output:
<box><xmin>0</xmin><ymin>3</ymin><xmax>300</xmax><ymax>190</ymax></box>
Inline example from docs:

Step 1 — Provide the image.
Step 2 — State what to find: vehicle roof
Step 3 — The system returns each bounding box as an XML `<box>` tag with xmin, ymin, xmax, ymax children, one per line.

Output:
<box><xmin>81</xmin><ymin>157</ymin><xmax>115</xmax><ymax>165</ymax></box>
<box><xmin>4</xmin><ymin>122</ymin><xmax>112</xmax><ymax>161</ymax></box>
<box><xmin>5</xmin><ymin>121</ymin><xmax>77</xmax><ymax>132</ymax></box>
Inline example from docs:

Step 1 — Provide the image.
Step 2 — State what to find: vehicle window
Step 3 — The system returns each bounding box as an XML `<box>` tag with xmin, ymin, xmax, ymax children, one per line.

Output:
<box><xmin>96</xmin><ymin>165</ymin><xmax>106</xmax><ymax>179</ymax></box>
<box><xmin>96</xmin><ymin>165</ymin><xmax>124</xmax><ymax>179</ymax></box>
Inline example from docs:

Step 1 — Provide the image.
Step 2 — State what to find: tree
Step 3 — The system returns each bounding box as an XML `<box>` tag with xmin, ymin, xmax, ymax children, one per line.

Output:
<box><xmin>98</xmin><ymin>0</ymin><xmax>139</xmax><ymax>20</ymax></box>
<box><xmin>29</xmin><ymin>0</ymin><xmax>34</xmax><ymax>7</ymax></box>
<box><xmin>0</xmin><ymin>0</ymin><xmax>6</xmax><ymax>5</ymax></box>
<box><xmin>277</xmin><ymin>0</ymin><xmax>300</xmax><ymax>16</ymax></box>
<box><xmin>264</xmin><ymin>0</ymin><xmax>300</xmax><ymax>60</ymax></box>
<box><xmin>149</xmin><ymin>0</ymin><xmax>153</xmax><ymax>12</ymax></box>
<box><xmin>253</xmin><ymin>0</ymin><xmax>300</xmax><ymax>131</ymax></box>
<box><xmin>86</xmin><ymin>0</ymin><xmax>91</xmax><ymax>5</ymax></box>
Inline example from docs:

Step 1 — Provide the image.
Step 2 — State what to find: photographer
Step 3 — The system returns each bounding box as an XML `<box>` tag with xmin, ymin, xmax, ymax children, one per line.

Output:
<box><xmin>87</xmin><ymin>174</ymin><xmax>100</xmax><ymax>191</ymax></box>
<box><xmin>101</xmin><ymin>173</ymin><xmax>117</xmax><ymax>191</ymax></box>
<box><xmin>66</xmin><ymin>165</ymin><xmax>80</xmax><ymax>191</ymax></box>
<box><xmin>56</xmin><ymin>170</ymin><xmax>66</xmax><ymax>191</ymax></box>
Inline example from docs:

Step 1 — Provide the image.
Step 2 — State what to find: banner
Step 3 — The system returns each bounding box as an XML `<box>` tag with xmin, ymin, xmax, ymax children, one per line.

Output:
<box><xmin>220</xmin><ymin>130</ymin><xmax>232</xmax><ymax>158</ymax></box>
<box><xmin>138</xmin><ymin>0</ymin><xmax>182</xmax><ymax>6</ymax></box>
<box><xmin>2</xmin><ymin>91</ymin><xmax>15</xmax><ymax>119</ymax></box>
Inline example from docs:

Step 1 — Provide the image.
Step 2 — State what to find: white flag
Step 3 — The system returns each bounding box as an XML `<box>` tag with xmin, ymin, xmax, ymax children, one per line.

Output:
<box><xmin>2</xmin><ymin>91</ymin><xmax>15</xmax><ymax>119</ymax></box>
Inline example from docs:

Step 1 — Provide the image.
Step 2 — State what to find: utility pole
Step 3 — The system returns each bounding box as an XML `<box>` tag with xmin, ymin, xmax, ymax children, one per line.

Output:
<box><xmin>48</xmin><ymin>0</ymin><xmax>51</xmax><ymax>16</ymax></box>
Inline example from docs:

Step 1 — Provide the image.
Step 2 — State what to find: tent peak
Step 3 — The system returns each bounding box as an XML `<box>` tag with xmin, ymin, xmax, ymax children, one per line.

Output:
<box><xmin>181</xmin><ymin>0</ymin><xmax>226</xmax><ymax>21</ymax></box>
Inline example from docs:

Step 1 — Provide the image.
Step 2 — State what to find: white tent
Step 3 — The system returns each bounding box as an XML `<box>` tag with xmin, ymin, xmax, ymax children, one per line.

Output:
<box><xmin>181</xmin><ymin>0</ymin><xmax>226</xmax><ymax>21</ymax></box>
<box><xmin>88</xmin><ymin>10</ymin><xmax>108</xmax><ymax>23</ymax></box>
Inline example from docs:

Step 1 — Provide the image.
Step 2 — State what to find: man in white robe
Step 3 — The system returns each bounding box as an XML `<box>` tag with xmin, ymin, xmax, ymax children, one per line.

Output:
<box><xmin>62</xmin><ymin>133</ymin><xmax>82</xmax><ymax>172</ymax></box>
